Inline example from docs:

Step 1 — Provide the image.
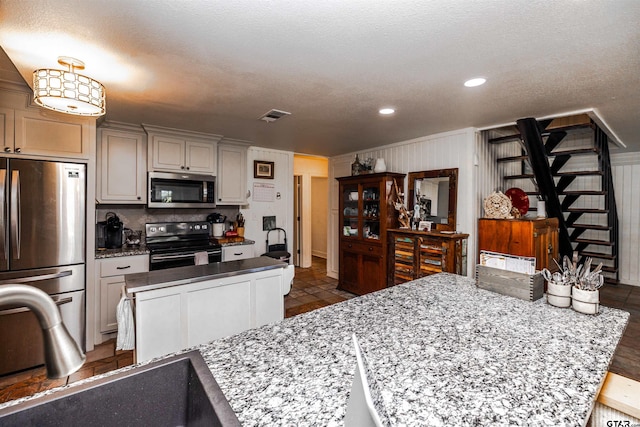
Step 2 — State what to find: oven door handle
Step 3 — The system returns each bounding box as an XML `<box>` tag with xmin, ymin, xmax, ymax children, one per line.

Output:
<box><xmin>0</xmin><ymin>294</ymin><xmax>73</xmax><ymax>316</ymax></box>
<box><xmin>151</xmin><ymin>251</ymin><xmax>220</xmax><ymax>261</ymax></box>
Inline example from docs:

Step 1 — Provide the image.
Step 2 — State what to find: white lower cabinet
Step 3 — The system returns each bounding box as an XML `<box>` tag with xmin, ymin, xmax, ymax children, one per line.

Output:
<box><xmin>96</xmin><ymin>255</ymin><xmax>149</xmax><ymax>341</ymax></box>
<box><xmin>134</xmin><ymin>266</ymin><xmax>292</xmax><ymax>362</ymax></box>
<box><xmin>221</xmin><ymin>244</ymin><xmax>254</xmax><ymax>261</ymax></box>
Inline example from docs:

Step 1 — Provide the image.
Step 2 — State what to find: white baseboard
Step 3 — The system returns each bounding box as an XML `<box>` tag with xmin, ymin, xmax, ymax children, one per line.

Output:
<box><xmin>312</xmin><ymin>250</ymin><xmax>327</xmax><ymax>259</ymax></box>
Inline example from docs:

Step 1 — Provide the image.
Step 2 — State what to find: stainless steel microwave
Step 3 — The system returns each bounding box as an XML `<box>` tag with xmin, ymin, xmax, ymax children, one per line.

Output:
<box><xmin>148</xmin><ymin>171</ymin><xmax>216</xmax><ymax>208</ymax></box>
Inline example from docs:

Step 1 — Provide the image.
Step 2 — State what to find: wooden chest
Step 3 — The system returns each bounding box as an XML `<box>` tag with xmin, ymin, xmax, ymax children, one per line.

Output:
<box><xmin>478</xmin><ymin>218</ymin><xmax>559</xmax><ymax>272</ymax></box>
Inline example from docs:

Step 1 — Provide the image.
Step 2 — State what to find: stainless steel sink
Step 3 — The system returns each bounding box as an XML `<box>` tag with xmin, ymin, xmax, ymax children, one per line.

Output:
<box><xmin>0</xmin><ymin>350</ymin><xmax>240</xmax><ymax>426</ymax></box>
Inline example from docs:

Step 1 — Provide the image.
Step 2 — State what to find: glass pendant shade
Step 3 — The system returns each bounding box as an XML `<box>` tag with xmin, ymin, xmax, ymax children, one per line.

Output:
<box><xmin>33</xmin><ymin>57</ymin><xmax>105</xmax><ymax>117</ymax></box>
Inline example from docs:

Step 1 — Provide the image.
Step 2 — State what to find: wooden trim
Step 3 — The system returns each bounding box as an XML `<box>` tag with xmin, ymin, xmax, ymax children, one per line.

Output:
<box><xmin>597</xmin><ymin>372</ymin><xmax>640</xmax><ymax>420</ymax></box>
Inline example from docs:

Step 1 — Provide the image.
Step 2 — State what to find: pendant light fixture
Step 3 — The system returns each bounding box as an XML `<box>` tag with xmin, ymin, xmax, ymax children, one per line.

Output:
<box><xmin>33</xmin><ymin>56</ymin><xmax>106</xmax><ymax>116</ymax></box>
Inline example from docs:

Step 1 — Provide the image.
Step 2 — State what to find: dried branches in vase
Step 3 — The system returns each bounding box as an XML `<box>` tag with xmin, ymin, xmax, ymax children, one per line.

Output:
<box><xmin>391</xmin><ymin>179</ymin><xmax>411</xmax><ymax>228</ymax></box>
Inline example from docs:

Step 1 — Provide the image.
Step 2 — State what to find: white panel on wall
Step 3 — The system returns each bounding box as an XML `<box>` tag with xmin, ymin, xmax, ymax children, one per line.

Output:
<box><xmin>612</xmin><ymin>152</ymin><xmax>640</xmax><ymax>286</ymax></box>
<box><xmin>242</xmin><ymin>147</ymin><xmax>294</xmax><ymax>259</ymax></box>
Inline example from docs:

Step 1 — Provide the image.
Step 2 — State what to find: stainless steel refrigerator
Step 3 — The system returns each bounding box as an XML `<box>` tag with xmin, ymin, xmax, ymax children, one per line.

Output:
<box><xmin>0</xmin><ymin>158</ymin><xmax>86</xmax><ymax>376</ymax></box>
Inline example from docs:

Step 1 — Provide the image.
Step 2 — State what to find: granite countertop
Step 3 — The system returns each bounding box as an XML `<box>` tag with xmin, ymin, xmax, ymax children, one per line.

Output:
<box><xmin>95</xmin><ymin>244</ymin><xmax>149</xmax><ymax>259</ymax></box>
<box><xmin>95</xmin><ymin>239</ymin><xmax>254</xmax><ymax>259</ymax></box>
<box><xmin>217</xmin><ymin>238</ymin><xmax>255</xmax><ymax>247</ymax></box>
<box><xmin>199</xmin><ymin>273</ymin><xmax>628</xmax><ymax>426</ymax></box>
<box><xmin>125</xmin><ymin>256</ymin><xmax>287</xmax><ymax>294</ymax></box>
<box><xmin>1</xmin><ymin>274</ymin><xmax>629</xmax><ymax>425</ymax></box>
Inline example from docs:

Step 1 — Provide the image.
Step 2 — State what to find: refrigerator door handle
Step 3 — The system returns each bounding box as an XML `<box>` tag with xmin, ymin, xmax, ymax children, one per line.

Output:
<box><xmin>0</xmin><ymin>169</ymin><xmax>5</xmax><ymax>260</ymax></box>
<box><xmin>10</xmin><ymin>170</ymin><xmax>20</xmax><ymax>259</ymax></box>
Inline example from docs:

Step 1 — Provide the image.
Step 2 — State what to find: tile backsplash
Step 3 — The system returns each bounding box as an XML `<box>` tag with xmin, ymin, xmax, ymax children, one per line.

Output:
<box><xmin>96</xmin><ymin>205</ymin><xmax>240</xmax><ymax>234</ymax></box>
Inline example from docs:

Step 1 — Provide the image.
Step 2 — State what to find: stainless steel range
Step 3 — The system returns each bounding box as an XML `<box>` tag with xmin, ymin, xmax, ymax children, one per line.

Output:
<box><xmin>146</xmin><ymin>222</ymin><xmax>222</xmax><ymax>271</ymax></box>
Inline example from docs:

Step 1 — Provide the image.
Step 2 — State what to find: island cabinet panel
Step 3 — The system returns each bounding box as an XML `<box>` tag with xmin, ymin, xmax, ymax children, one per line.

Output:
<box><xmin>255</xmin><ymin>274</ymin><xmax>285</xmax><ymax>326</ymax></box>
<box><xmin>133</xmin><ymin>266</ymin><xmax>290</xmax><ymax>362</ymax></box>
<box><xmin>186</xmin><ymin>279</ymin><xmax>252</xmax><ymax>347</ymax></box>
<box><xmin>337</xmin><ymin>172</ymin><xmax>405</xmax><ymax>295</ymax></box>
<box><xmin>388</xmin><ymin>229</ymin><xmax>469</xmax><ymax>286</ymax></box>
<box><xmin>478</xmin><ymin>218</ymin><xmax>559</xmax><ymax>271</ymax></box>
<box><xmin>136</xmin><ymin>291</ymin><xmax>182</xmax><ymax>362</ymax></box>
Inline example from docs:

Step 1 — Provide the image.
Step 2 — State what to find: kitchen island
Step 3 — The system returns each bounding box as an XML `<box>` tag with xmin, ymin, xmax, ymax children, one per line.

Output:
<box><xmin>125</xmin><ymin>256</ymin><xmax>294</xmax><ymax>362</ymax></box>
<box><xmin>0</xmin><ymin>273</ymin><xmax>629</xmax><ymax>426</ymax></box>
<box><xmin>198</xmin><ymin>273</ymin><xmax>628</xmax><ymax>426</ymax></box>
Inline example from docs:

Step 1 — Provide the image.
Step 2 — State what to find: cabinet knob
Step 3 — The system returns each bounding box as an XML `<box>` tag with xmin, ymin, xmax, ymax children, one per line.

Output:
<box><xmin>14</xmin><ymin>147</ymin><xmax>21</xmax><ymax>153</ymax></box>
<box><xmin>186</xmin><ymin>167</ymin><xmax>190</xmax><ymax>170</ymax></box>
<box><xmin>368</xmin><ymin>247</ymin><xmax>373</xmax><ymax>251</ymax></box>
<box><xmin>137</xmin><ymin>196</ymin><xmax>141</xmax><ymax>200</ymax></box>
<box><xmin>348</xmin><ymin>244</ymin><xmax>352</xmax><ymax>248</ymax></box>
<box><xmin>181</xmin><ymin>166</ymin><xmax>185</xmax><ymax>170</ymax></box>
<box><xmin>3</xmin><ymin>147</ymin><xmax>10</xmax><ymax>153</ymax></box>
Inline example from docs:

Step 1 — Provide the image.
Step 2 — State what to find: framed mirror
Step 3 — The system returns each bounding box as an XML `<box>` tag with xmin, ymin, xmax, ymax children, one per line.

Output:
<box><xmin>407</xmin><ymin>168</ymin><xmax>458</xmax><ymax>231</ymax></box>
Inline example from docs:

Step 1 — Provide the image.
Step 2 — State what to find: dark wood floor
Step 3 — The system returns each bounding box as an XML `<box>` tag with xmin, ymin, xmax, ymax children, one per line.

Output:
<box><xmin>1</xmin><ymin>258</ymin><xmax>638</xmax><ymax>405</ymax></box>
<box><xmin>598</xmin><ymin>283</ymin><xmax>640</xmax><ymax>381</ymax></box>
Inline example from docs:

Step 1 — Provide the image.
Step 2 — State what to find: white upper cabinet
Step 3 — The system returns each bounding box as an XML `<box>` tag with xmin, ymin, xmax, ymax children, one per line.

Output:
<box><xmin>143</xmin><ymin>124</ymin><xmax>222</xmax><ymax>175</ymax></box>
<box><xmin>217</xmin><ymin>138</ymin><xmax>249</xmax><ymax>205</ymax></box>
<box><xmin>97</xmin><ymin>122</ymin><xmax>147</xmax><ymax>204</ymax></box>
<box><xmin>1</xmin><ymin>106</ymin><xmax>92</xmax><ymax>159</ymax></box>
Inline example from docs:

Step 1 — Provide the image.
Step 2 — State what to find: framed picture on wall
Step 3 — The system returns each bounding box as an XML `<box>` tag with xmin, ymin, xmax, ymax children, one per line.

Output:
<box><xmin>254</xmin><ymin>160</ymin><xmax>274</xmax><ymax>179</ymax></box>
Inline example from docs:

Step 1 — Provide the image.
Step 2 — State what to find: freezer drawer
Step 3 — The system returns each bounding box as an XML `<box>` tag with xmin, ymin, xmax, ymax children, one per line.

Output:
<box><xmin>0</xmin><ymin>264</ymin><xmax>85</xmax><ymax>295</ymax></box>
<box><xmin>0</xmin><ymin>289</ymin><xmax>85</xmax><ymax>376</ymax></box>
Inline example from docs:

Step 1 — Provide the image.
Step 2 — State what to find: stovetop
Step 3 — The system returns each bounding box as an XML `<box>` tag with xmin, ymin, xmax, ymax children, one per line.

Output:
<box><xmin>145</xmin><ymin>221</ymin><xmax>221</xmax><ymax>253</ymax></box>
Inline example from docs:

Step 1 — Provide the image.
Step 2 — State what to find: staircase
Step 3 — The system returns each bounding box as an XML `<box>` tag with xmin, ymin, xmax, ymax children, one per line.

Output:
<box><xmin>488</xmin><ymin>115</ymin><xmax>620</xmax><ymax>284</ymax></box>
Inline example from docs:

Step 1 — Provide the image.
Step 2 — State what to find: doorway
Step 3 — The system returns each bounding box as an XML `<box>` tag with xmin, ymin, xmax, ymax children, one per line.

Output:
<box><xmin>293</xmin><ymin>155</ymin><xmax>329</xmax><ymax>268</ymax></box>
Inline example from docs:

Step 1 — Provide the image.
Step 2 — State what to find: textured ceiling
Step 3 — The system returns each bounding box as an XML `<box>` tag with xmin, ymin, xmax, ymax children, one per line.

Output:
<box><xmin>1</xmin><ymin>0</ymin><xmax>639</xmax><ymax>156</ymax></box>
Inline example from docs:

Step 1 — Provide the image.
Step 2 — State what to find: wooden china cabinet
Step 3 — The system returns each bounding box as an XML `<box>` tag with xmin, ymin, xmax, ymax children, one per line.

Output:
<box><xmin>337</xmin><ymin>172</ymin><xmax>405</xmax><ymax>295</ymax></box>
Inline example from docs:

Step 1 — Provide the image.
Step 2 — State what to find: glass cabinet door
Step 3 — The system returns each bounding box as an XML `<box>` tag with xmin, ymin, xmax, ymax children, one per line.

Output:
<box><xmin>362</xmin><ymin>185</ymin><xmax>380</xmax><ymax>240</ymax></box>
<box><xmin>342</xmin><ymin>183</ymin><xmax>359</xmax><ymax>238</ymax></box>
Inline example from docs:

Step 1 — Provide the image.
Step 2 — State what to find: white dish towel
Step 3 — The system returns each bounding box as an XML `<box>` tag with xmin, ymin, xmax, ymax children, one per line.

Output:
<box><xmin>116</xmin><ymin>286</ymin><xmax>135</xmax><ymax>351</ymax></box>
<box><xmin>194</xmin><ymin>251</ymin><xmax>209</xmax><ymax>265</ymax></box>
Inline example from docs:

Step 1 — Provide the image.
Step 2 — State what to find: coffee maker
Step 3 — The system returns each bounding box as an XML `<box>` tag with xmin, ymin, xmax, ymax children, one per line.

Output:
<box><xmin>99</xmin><ymin>212</ymin><xmax>123</xmax><ymax>249</ymax></box>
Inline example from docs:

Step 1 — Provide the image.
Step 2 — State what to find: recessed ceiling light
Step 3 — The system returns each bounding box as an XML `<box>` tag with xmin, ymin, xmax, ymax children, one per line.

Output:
<box><xmin>464</xmin><ymin>77</ymin><xmax>486</xmax><ymax>87</ymax></box>
<box><xmin>379</xmin><ymin>108</ymin><xmax>395</xmax><ymax>115</ymax></box>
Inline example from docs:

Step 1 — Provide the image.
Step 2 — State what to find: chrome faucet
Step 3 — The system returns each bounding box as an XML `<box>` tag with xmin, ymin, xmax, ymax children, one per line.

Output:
<box><xmin>0</xmin><ymin>284</ymin><xmax>85</xmax><ymax>378</ymax></box>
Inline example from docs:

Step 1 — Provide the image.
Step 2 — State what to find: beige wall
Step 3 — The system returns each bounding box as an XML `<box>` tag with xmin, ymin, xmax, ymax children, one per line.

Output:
<box><xmin>294</xmin><ymin>155</ymin><xmax>329</xmax><ymax>268</ymax></box>
<box><xmin>311</xmin><ymin>177</ymin><xmax>328</xmax><ymax>258</ymax></box>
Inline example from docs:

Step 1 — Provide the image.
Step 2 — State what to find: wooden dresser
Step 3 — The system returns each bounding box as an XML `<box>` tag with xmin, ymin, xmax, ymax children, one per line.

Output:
<box><xmin>388</xmin><ymin>229</ymin><xmax>469</xmax><ymax>286</ymax></box>
<box><xmin>478</xmin><ymin>218</ymin><xmax>559</xmax><ymax>271</ymax></box>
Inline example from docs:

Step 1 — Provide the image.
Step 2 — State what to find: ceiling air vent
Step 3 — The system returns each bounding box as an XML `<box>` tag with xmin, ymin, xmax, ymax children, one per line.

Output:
<box><xmin>259</xmin><ymin>109</ymin><xmax>291</xmax><ymax>123</ymax></box>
